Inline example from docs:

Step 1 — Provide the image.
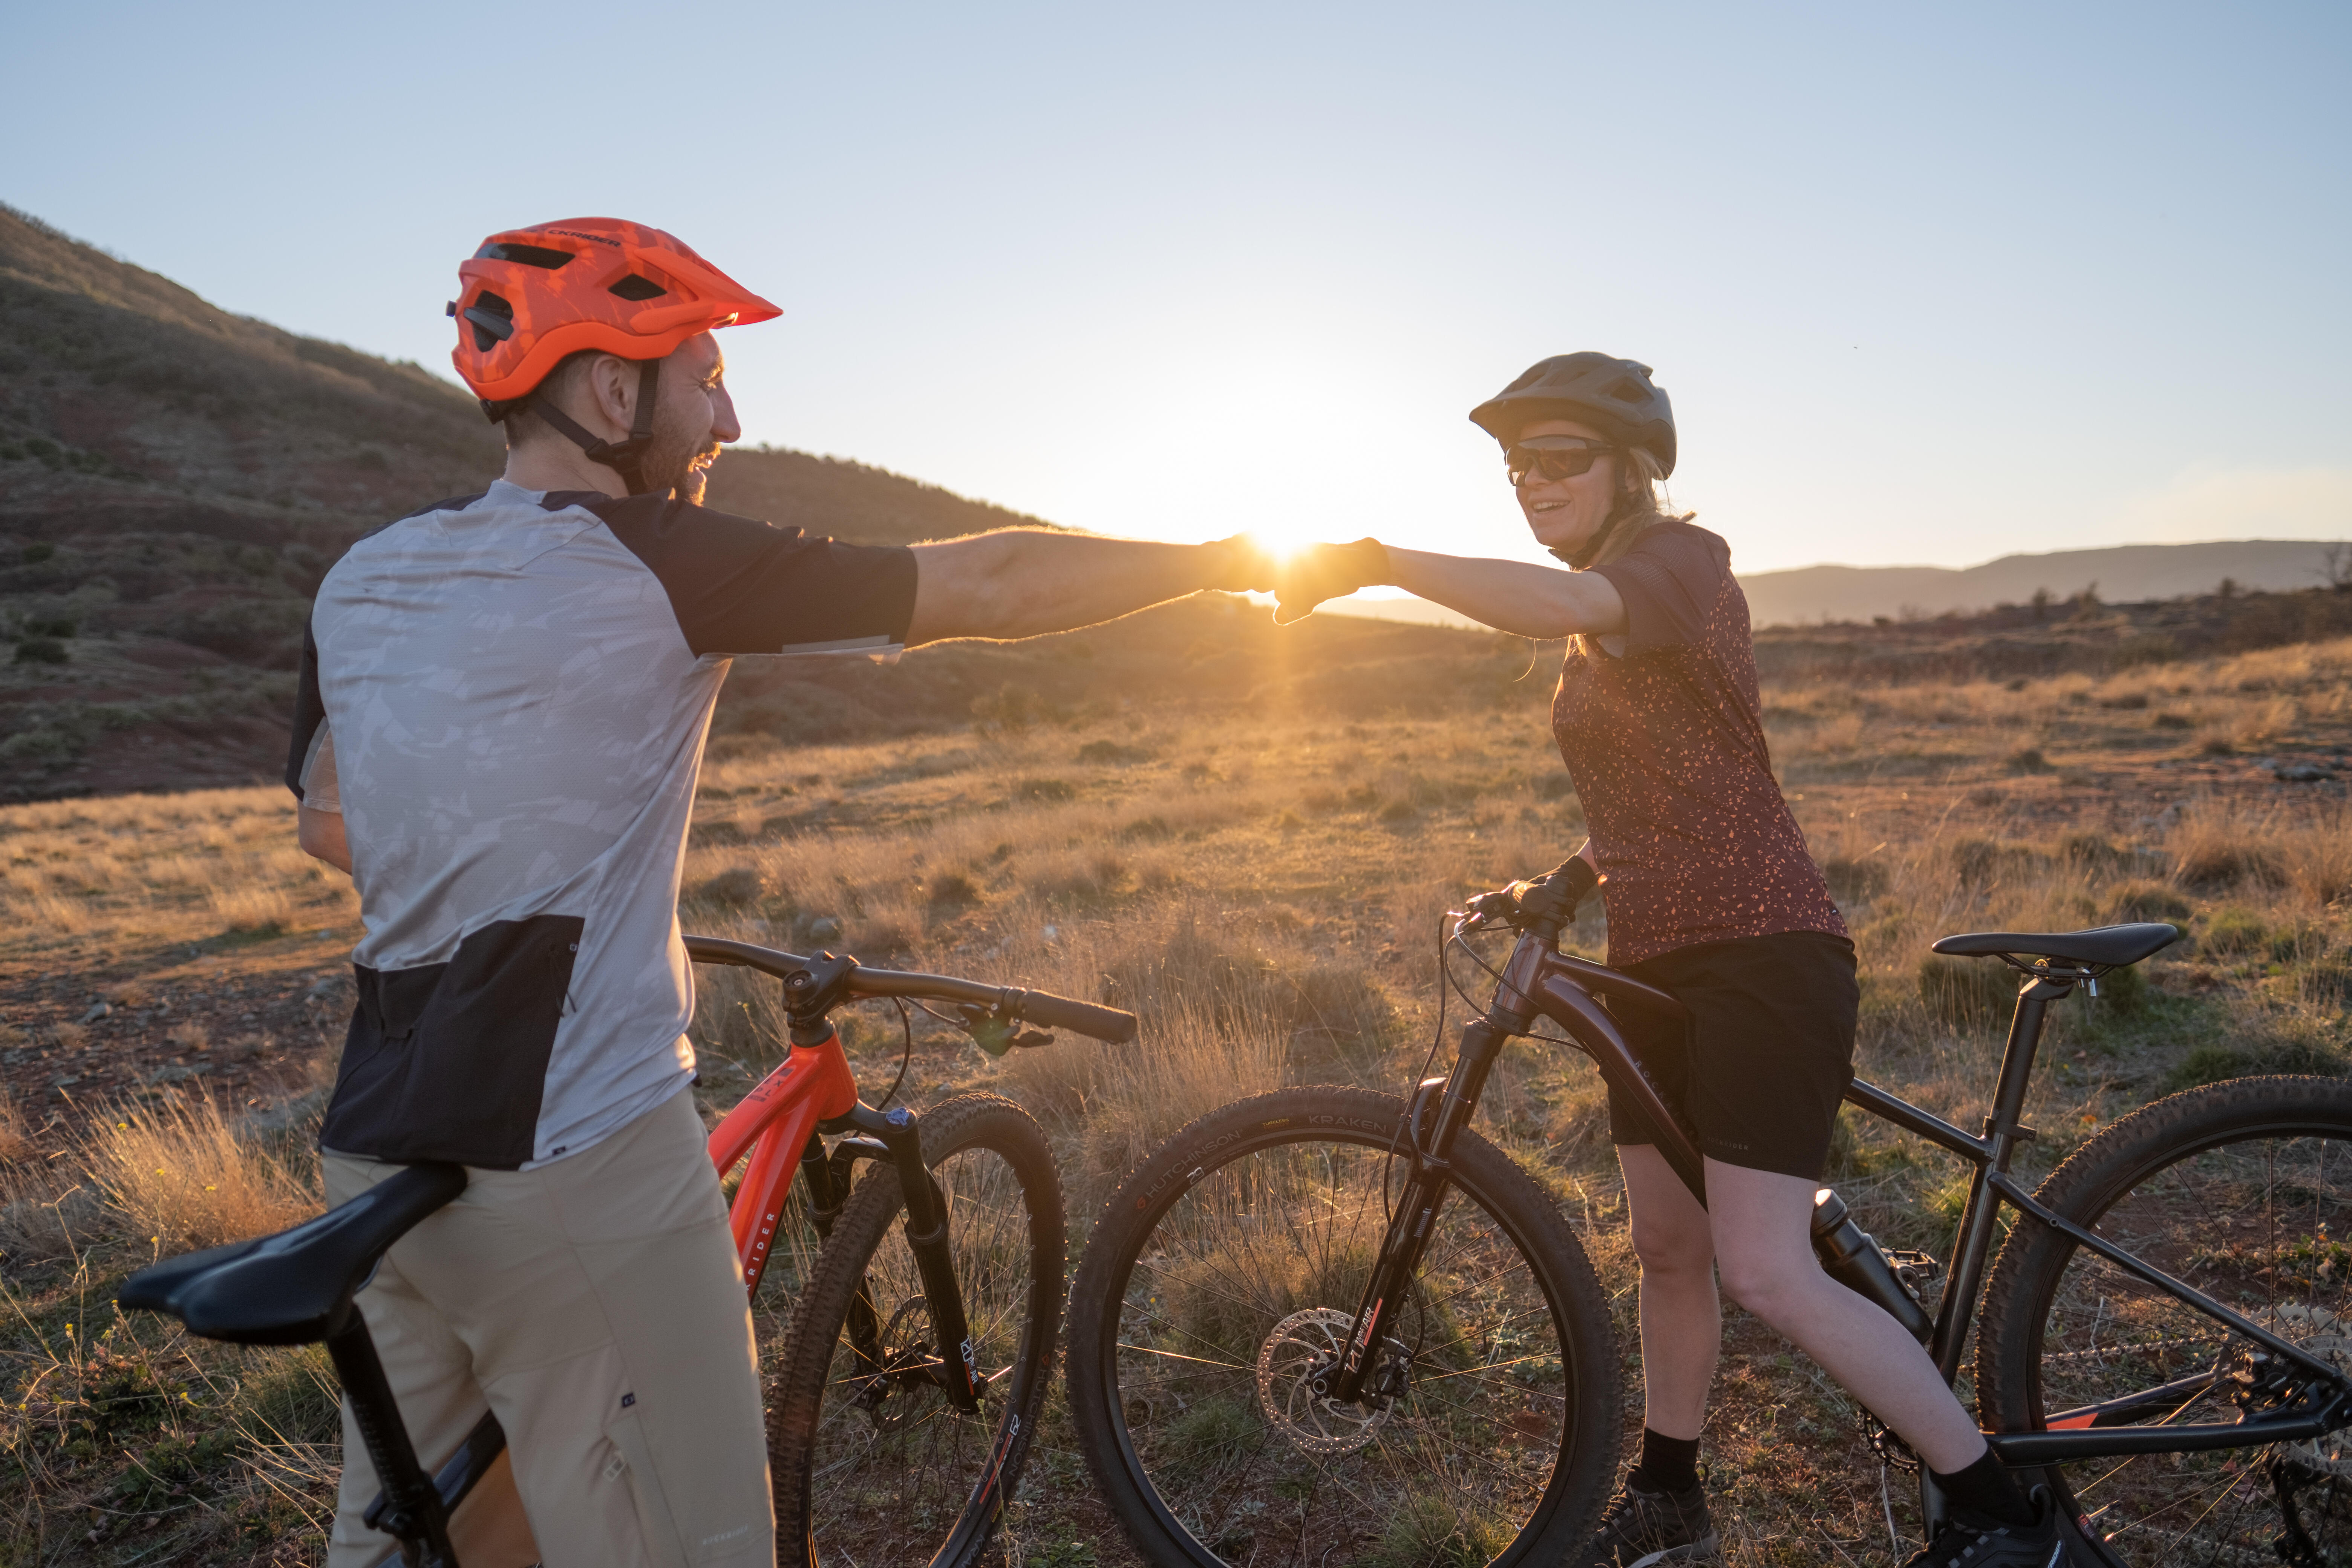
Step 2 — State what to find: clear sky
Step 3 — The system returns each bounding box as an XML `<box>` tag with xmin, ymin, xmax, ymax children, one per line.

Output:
<box><xmin>8</xmin><ymin>2</ymin><xmax>2347</xmax><ymax>573</ymax></box>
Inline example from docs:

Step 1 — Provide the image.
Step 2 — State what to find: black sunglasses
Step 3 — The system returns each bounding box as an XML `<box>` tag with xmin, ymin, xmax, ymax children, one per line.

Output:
<box><xmin>1506</xmin><ymin>441</ymin><xmax>1615</xmax><ymax>485</ymax></box>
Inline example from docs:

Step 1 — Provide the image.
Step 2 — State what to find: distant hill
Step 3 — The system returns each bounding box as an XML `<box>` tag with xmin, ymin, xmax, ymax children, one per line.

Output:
<box><xmin>1739</xmin><ymin>540</ymin><xmax>2344</xmax><ymax>627</ymax></box>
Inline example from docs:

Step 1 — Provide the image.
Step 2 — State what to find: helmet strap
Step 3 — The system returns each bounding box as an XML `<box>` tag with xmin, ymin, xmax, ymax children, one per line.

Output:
<box><xmin>1548</xmin><ymin>488</ymin><xmax>1648</xmax><ymax>571</ymax></box>
<box><xmin>518</xmin><ymin>358</ymin><xmax>666</xmax><ymax>497</ymax></box>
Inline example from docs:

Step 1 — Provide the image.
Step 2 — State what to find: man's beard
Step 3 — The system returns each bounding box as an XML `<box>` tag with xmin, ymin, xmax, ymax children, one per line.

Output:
<box><xmin>640</xmin><ymin>427</ymin><xmax>724</xmax><ymax>504</ymax></box>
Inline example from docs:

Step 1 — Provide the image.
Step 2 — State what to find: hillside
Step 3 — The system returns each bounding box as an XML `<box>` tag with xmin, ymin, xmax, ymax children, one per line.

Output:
<box><xmin>0</xmin><ymin>205</ymin><xmax>1074</xmax><ymax>798</ymax></box>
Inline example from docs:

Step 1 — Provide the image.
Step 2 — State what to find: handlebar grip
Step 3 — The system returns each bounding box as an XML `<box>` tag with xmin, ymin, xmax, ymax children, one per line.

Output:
<box><xmin>1018</xmin><ymin>989</ymin><xmax>1139</xmax><ymax>1043</ymax></box>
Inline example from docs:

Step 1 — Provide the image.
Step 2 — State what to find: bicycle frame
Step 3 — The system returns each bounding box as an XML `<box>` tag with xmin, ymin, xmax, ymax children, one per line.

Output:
<box><xmin>1325</xmin><ymin>924</ymin><xmax>2352</xmax><ymax>1466</ymax></box>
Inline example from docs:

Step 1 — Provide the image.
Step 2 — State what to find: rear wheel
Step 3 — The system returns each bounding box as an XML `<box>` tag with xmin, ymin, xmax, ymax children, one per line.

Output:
<box><xmin>767</xmin><ymin>1093</ymin><xmax>1063</xmax><ymax>1568</ymax></box>
<box><xmin>1978</xmin><ymin>1074</ymin><xmax>2352</xmax><ymax>1566</ymax></box>
<box><xmin>1065</xmin><ymin>1085</ymin><xmax>1622</xmax><ymax>1567</ymax></box>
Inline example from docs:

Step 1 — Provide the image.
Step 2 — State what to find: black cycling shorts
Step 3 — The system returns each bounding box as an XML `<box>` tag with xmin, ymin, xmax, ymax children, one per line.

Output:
<box><xmin>1603</xmin><ymin>929</ymin><xmax>1859</xmax><ymax>1181</ymax></box>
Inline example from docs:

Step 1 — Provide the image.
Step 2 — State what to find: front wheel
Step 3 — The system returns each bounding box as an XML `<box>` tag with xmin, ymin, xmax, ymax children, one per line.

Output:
<box><xmin>1065</xmin><ymin>1085</ymin><xmax>1622</xmax><ymax>1568</ymax></box>
<box><xmin>767</xmin><ymin>1093</ymin><xmax>1064</xmax><ymax>1568</ymax></box>
<box><xmin>1977</xmin><ymin>1074</ymin><xmax>2352</xmax><ymax>1566</ymax></box>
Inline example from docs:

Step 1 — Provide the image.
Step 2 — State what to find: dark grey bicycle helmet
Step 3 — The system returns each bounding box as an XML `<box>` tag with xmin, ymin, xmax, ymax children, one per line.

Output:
<box><xmin>1468</xmin><ymin>352</ymin><xmax>1677</xmax><ymax>476</ymax></box>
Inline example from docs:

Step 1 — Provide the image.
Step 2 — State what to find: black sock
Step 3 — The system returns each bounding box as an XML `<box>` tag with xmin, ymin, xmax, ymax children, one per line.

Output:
<box><xmin>1629</xmin><ymin>1427</ymin><xmax>1701</xmax><ymax>1494</ymax></box>
<box><xmin>1932</xmin><ymin>1447</ymin><xmax>2035</xmax><ymax>1528</ymax></box>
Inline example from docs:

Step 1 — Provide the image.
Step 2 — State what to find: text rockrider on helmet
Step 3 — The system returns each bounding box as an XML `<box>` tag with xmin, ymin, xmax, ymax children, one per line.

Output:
<box><xmin>290</xmin><ymin>216</ymin><xmax>1279</xmax><ymax>1568</ymax></box>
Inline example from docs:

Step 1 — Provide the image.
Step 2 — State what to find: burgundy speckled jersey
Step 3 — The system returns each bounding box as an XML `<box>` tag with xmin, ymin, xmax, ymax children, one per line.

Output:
<box><xmin>1551</xmin><ymin>519</ymin><xmax>1847</xmax><ymax>967</ymax></box>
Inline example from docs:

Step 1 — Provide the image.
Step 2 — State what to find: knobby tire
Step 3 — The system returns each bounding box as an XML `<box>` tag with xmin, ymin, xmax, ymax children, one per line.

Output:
<box><xmin>1065</xmin><ymin>1085</ymin><xmax>1621</xmax><ymax>1568</ymax></box>
<box><xmin>766</xmin><ymin>1093</ymin><xmax>1064</xmax><ymax>1568</ymax></box>
<box><xmin>1978</xmin><ymin>1073</ymin><xmax>2352</xmax><ymax>1566</ymax></box>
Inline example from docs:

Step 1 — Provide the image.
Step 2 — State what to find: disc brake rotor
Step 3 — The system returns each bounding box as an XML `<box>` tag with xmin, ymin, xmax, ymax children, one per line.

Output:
<box><xmin>1255</xmin><ymin>1307</ymin><xmax>1398</xmax><ymax>1457</ymax></box>
<box><xmin>855</xmin><ymin>1294</ymin><xmax>946</xmax><ymax>1432</ymax></box>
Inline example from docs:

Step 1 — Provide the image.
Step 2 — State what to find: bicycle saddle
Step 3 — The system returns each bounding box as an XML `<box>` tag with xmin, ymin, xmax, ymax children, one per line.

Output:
<box><xmin>118</xmin><ymin>1162</ymin><xmax>465</xmax><ymax>1346</ymax></box>
<box><xmin>1931</xmin><ymin>922</ymin><xmax>2180</xmax><ymax>968</ymax></box>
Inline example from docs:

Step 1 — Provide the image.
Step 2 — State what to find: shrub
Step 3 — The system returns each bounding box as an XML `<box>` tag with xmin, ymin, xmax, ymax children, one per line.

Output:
<box><xmin>2202</xmin><ymin>908</ymin><xmax>2268</xmax><ymax>957</ymax></box>
<box><xmin>925</xmin><ymin>872</ymin><xmax>981</xmax><ymax>910</ymax></box>
<box><xmin>1950</xmin><ymin>838</ymin><xmax>2015</xmax><ymax>888</ymax></box>
<box><xmin>1017</xmin><ymin>776</ymin><xmax>1076</xmax><ymax>803</ymax></box>
<box><xmin>2175</xmin><ymin>837</ymin><xmax>2285</xmax><ymax>892</ymax></box>
<box><xmin>2153</xmin><ymin>712</ymin><xmax>2194</xmax><ymax>730</ymax></box>
<box><xmin>2299</xmin><ymin>956</ymin><xmax>2352</xmax><ymax>1009</ymax></box>
<box><xmin>2093</xmin><ymin>961</ymin><xmax>2150</xmax><ymax>1015</ymax></box>
<box><xmin>2104</xmin><ymin>882</ymin><xmax>2192</xmax><ymax>924</ymax></box>
<box><xmin>971</xmin><ymin>682</ymin><xmax>1045</xmax><ymax>733</ymax></box>
<box><xmin>1918</xmin><ymin>954</ymin><xmax>2016</xmax><ymax>1032</ymax></box>
<box><xmin>1076</xmin><ymin>740</ymin><xmax>1152</xmax><ymax>765</ymax></box>
<box><xmin>2005</xmin><ymin>747</ymin><xmax>2054</xmax><ymax>774</ymax></box>
<box><xmin>690</xmin><ymin>865</ymin><xmax>775</xmax><ymax>909</ymax></box>
<box><xmin>2269</xmin><ymin>922</ymin><xmax>2327</xmax><ymax>964</ymax></box>
<box><xmin>2060</xmin><ymin>833</ymin><xmax>2126</xmax><ymax>872</ymax></box>
<box><xmin>12</xmin><ymin>637</ymin><xmax>67</xmax><ymax>665</ymax></box>
<box><xmin>1819</xmin><ymin>855</ymin><xmax>1890</xmax><ymax>903</ymax></box>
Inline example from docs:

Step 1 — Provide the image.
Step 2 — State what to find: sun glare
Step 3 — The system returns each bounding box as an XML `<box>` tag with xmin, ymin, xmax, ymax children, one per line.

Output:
<box><xmin>1244</xmin><ymin>523</ymin><xmax>1320</xmax><ymax>564</ymax></box>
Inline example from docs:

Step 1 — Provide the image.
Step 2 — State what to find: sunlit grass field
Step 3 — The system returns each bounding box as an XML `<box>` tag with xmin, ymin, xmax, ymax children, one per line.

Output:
<box><xmin>4</xmin><ymin>632</ymin><xmax>2351</xmax><ymax>1564</ymax></box>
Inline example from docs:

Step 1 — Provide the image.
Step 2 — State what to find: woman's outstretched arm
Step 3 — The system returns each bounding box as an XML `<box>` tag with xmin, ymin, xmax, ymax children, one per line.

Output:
<box><xmin>1276</xmin><ymin>539</ymin><xmax>1626</xmax><ymax>639</ymax></box>
<box><xmin>1382</xmin><ymin>547</ymin><xmax>1626</xmax><ymax>640</ymax></box>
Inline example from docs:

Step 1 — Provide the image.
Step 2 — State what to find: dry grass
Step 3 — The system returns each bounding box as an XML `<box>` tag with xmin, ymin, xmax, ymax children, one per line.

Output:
<box><xmin>2</xmin><ymin>632</ymin><xmax>2350</xmax><ymax>1565</ymax></box>
<box><xmin>77</xmin><ymin>1090</ymin><xmax>316</xmax><ymax>1253</ymax></box>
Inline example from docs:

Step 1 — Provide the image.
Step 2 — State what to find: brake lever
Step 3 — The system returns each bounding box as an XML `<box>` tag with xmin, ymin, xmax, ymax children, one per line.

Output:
<box><xmin>955</xmin><ymin>1001</ymin><xmax>1055</xmax><ymax>1057</ymax></box>
<box><xmin>1459</xmin><ymin>890</ymin><xmax>1520</xmax><ymax>934</ymax></box>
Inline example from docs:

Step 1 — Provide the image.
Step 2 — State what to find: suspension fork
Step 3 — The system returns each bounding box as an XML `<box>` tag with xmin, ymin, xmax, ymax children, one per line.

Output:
<box><xmin>822</xmin><ymin>1101</ymin><xmax>985</xmax><ymax>1413</ymax></box>
<box><xmin>1322</xmin><ymin>1015</ymin><xmax>1515</xmax><ymax>1406</ymax></box>
<box><xmin>796</xmin><ymin>1133</ymin><xmax>895</xmax><ymax>1386</ymax></box>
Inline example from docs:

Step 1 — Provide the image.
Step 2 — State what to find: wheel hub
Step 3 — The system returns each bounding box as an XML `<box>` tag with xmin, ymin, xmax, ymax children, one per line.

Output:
<box><xmin>1255</xmin><ymin>1308</ymin><xmax>1406</xmax><ymax>1456</ymax></box>
<box><xmin>853</xmin><ymin>1295</ymin><xmax>972</xmax><ymax>1431</ymax></box>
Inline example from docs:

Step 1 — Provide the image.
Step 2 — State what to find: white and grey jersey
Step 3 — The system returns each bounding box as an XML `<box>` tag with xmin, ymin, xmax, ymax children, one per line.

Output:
<box><xmin>287</xmin><ymin>479</ymin><xmax>916</xmax><ymax>1169</ymax></box>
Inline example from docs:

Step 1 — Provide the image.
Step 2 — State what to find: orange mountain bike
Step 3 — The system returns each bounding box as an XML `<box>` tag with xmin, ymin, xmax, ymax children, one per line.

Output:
<box><xmin>120</xmin><ymin>936</ymin><xmax>1136</xmax><ymax>1568</ymax></box>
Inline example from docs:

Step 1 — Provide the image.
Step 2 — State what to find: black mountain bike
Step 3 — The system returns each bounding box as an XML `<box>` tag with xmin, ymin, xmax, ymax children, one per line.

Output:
<box><xmin>118</xmin><ymin>936</ymin><xmax>1136</xmax><ymax>1568</ymax></box>
<box><xmin>1065</xmin><ymin>861</ymin><xmax>2352</xmax><ymax>1566</ymax></box>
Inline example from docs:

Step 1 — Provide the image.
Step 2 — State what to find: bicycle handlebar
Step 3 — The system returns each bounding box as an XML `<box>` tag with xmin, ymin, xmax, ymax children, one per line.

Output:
<box><xmin>683</xmin><ymin>934</ymin><xmax>1139</xmax><ymax>1044</ymax></box>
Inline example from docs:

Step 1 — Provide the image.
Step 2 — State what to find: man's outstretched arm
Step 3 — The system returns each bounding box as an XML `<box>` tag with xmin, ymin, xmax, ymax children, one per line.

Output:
<box><xmin>905</xmin><ymin>531</ymin><xmax>1265</xmax><ymax>645</ymax></box>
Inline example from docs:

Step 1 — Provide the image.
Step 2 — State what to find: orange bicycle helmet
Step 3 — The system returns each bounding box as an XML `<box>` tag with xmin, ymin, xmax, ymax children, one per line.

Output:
<box><xmin>447</xmin><ymin>217</ymin><xmax>780</xmax><ymax>494</ymax></box>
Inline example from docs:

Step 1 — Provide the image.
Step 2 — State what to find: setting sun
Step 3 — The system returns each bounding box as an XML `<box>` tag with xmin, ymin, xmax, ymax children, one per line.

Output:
<box><xmin>1244</xmin><ymin>522</ymin><xmax>1321</xmax><ymax>564</ymax></box>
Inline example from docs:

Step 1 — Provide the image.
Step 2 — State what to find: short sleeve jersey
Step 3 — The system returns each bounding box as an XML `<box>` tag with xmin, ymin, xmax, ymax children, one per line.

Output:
<box><xmin>287</xmin><ymin>480</ymin><xmax>917</xmax><ymax>1168</ymax></box>
<box><xmin>1551</xmin><ymin>518</ymin><xmax>1846</xmax><ymax>967</ymax></box>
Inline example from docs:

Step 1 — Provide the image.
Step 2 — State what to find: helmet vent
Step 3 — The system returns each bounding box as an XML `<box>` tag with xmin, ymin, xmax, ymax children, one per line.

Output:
<box><xmin>475</xmin><ymin>242</ymin><xmax>574</xmax><ymax>269</ymax></box>
<box><xmin>466</xmin><ymin>292</ymin><xmax>516</xmax><ymax>352</ymax></box>
<box><xmin>606</xmin><ymin>274</ymin><xmax>669</xmax><ymax>302</ymax></box>
<box><xmin>1606</xmin><ymin>377</ymin><xmax>1647</xmax><ymax>403</ymax></box>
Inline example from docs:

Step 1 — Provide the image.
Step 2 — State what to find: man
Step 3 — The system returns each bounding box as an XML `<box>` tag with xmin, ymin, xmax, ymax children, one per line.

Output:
<box><xmin>290</xmin><ymin>217</ymin><xmax>1267</xmax><ymax>1566</ymax></box>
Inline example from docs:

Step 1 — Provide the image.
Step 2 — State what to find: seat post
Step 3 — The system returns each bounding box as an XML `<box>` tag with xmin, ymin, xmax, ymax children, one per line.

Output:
<box><xmin>325</xmin><ymin>1312</ymin><xmax>457</xmax><ymax>1567</ymax></box>
<box><xmin>1929</xmin><ymin>970</ymin><xmax>2068</xmax><ymax>1386</ymax></box>
<box><xmin>1985</xmin><ymin>975</ymin><xmax>2066</xmax><ymax>1173</ymax></box>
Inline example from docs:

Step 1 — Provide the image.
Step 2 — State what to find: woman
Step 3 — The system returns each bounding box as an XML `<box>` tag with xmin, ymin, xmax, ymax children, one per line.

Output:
<box><xmin>1274</xmin><ymin>354</ymin><xmax>2066</xmax><ymax>1568</ymax></box>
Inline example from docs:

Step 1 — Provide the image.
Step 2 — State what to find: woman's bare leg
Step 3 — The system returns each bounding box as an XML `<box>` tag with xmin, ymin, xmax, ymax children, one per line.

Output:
<box><xmin>1616</xmin><ymin>1143</ymin><xmax>1721</xmax><ymax>1441</ymax></box>
<box><xmin>1704</xmin><ymin>1158</ymin><xmax>1987</xmax><ymax>1472</ymax></box>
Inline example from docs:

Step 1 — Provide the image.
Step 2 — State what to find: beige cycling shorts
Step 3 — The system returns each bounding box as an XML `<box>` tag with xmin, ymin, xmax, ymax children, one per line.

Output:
<box><xmin>322</xmin><ymin>1086</ymin><xmax>773</xmax><ymax>1568</ymax></box>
